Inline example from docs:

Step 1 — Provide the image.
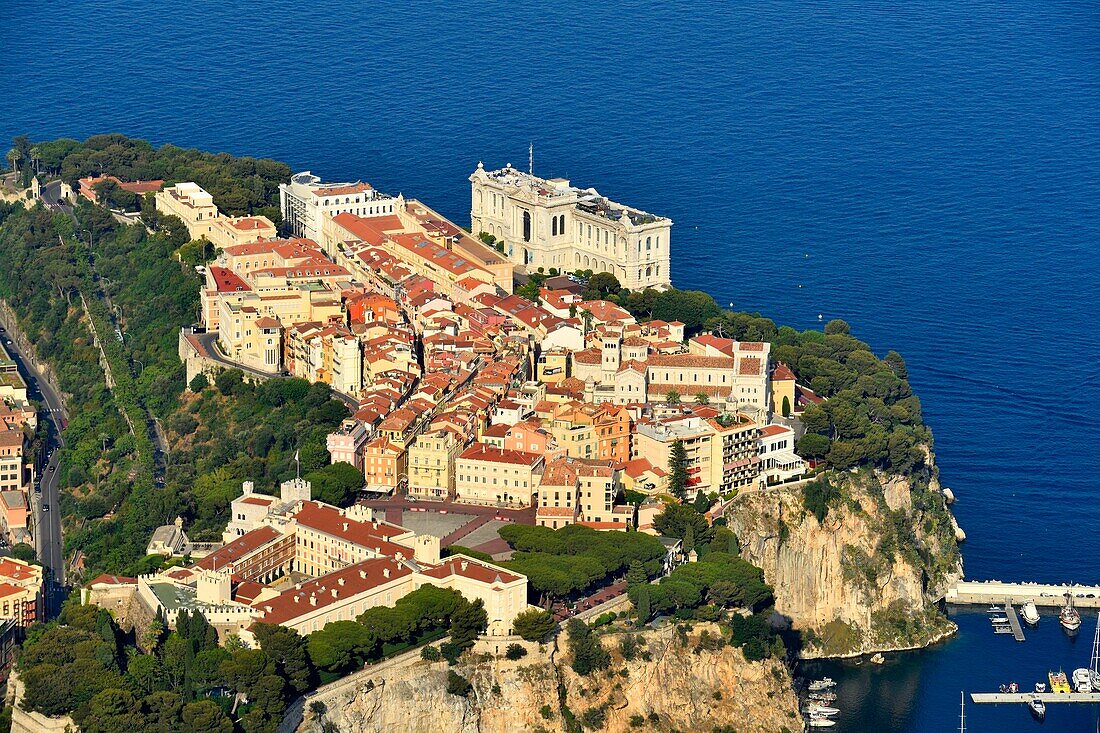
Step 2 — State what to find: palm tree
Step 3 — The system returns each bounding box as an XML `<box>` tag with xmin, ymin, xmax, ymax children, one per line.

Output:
<box><xmin>695</xmin><ymin>392</ymin><xmax>709</xmax><ymax>405</ymax></box>
<box><xmin>6</xmin><ymin>148</ymin><xmax>20</xmax><ymax>177</ymax></box>
<box><xmin>666</xmin><ymin>391</ymin><xmax>681</xmax><ymax>405</ymax></box>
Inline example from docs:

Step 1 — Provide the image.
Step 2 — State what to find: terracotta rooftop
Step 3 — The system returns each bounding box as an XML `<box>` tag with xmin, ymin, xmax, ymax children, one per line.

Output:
<box><xmin>193</xmin><ymin>526</ymin><xmax>283</xmax><ymax>572</ymax></box>
<box><xmin>458</xmin><ymin>443</ymin><xmax>544</xmax><ymax>466</ymax></box>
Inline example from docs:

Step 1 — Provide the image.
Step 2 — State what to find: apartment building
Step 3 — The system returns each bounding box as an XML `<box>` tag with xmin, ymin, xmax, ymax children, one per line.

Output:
<box><xmin>280</xmin><ymin>172</ymin><xmax>399</xmax><ymax>242</ymax></box>
<box><xmin>0</xmin><ymin>428</ymin><xmax>23</xmax><ymax>494</ymax></box>
<box><xmin>633</xmin><ymin>412</ymin><xmax>760</xmax><ymax>498</ymax></box>
<box><xmin>327</xmin><ymin>419</ymin><xmax>371</xmax><ymax>470</ymax></box>
<box><xmin>407</xmin><ymin>429</ymin><xmax>465</xmax><ymax>500</ymax></box>
<box><xmin>454</xmin><ymin>443</ymin><xmax>545</xmax><ymax>507</ymax></box>
<box><xmin>470</xmin><ymin>163</ymin><xmax>672</xmax><ymax>290</ymax></box>
<box><xmin>0</xmin><ymin>557</ymin><xmax>43</xmax><ymax>630</ymax></box>
<box><xmin>535</xmin><ymin>456</ymin><xmax>626</xmax><ymax>530</ymax></box>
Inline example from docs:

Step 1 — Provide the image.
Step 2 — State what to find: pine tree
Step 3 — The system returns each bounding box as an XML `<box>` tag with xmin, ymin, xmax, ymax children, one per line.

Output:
<box><xmin>669</xmin><ymin>439</ymin><xmax>689</xmax><ymax>500</ymax></box>
<box><xmin>635</xmin><ymin>586</ymin><xmax>652</xmax><ymax>626</ymax></box>
<box><xmin>626</xmin><ymin>560</ymin><xmax>647</xmax><ymax>589</ymax></box>
<box><xmin>683</xmin><ymin>525</ymin><xmax>695</xmax><ymax>555</ymax></box>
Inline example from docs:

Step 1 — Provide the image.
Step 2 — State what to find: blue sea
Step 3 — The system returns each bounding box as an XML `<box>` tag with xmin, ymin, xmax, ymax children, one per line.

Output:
<box><xmin>3</xmin><ymin>0</ymin><xmax>1099</xmax><ymax>729</ymax></box>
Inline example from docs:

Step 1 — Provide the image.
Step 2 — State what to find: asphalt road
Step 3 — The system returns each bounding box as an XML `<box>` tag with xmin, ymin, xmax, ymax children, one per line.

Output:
<box><xmin>0</xmin><ymin>323</ymin><xmax>68</xmax><ymax>613</ymax></box>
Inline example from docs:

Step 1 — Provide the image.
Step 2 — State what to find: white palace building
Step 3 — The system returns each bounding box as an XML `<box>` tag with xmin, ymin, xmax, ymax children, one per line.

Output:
<box><xmin>469</xmin><ymin>163</ymin><xmax>672</xmax><ymax>291</ymax></box>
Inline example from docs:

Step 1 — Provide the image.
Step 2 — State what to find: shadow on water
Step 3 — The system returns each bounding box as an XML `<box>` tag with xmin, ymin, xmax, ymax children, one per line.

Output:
<box><xmin>796</xmin><ymin>610</ymin><xmax>1100</xmax><ymax>732</ymax></box>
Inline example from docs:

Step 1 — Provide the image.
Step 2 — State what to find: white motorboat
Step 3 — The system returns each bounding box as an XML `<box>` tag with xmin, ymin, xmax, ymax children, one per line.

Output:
<box><xmin>1035</xmin><ymin>682</ymin><xmax>1047</xmax><ymax>693</ymax></box>
<box><xmin>1061</xmin><ymin>592</ymin><xmax>1082</xmax><ymax>631</ymax></box>
<box><xmin>1073</xmin><ymin>668</ymin><xmax>1093</xmax><ymax>693</ymax></box>
<box><xmin>1028</xmin><ymin>697</ymin><xmax>1046</xmax><ymax>721</ymax></box>
<box><xmin>808</xmin><ymin>677</ymin><xmax>836</xmax><ymax>692</ymax></box>
<box><xmin>809</xmin><ymin>691</ymin><xmax>837</xmax><ymax>702</ymax></box>
<box><xmin>989</xmin><ymin>616</ymin><xmax>1009</xmax><ymax>624</ymax></box>
<box><xmin>809</xmin><ymin>716</ymin><xmax>836</xmax><ymax>728</ymax></box>
<box><xmin>1021</xmin><ymin>599</ymin><xmax>1040</xmax><ymax>625</ymax></box>
<box><xmin>803</xmin><ymin>704</ymin><xmax>839</xmax><ymax>716</ymax></box>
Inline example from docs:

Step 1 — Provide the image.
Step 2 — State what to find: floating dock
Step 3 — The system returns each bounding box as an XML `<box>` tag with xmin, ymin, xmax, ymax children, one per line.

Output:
<box><xmin>946</xmin><ymin>581</ymin><xmax>1100</xmax><ymax>607</ymax></box>
<box><xmin>1003</xmin><ymin>599</ymin><xmax>1026</xmax><ymax>642</ymax></box>
<box><xmin>971</xmin><ymin>692</ymin><xmax>1100</xmax><ymax>704</ymax></box>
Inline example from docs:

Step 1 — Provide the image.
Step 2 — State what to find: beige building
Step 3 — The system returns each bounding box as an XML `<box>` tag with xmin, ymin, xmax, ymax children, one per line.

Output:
<box><xmin>205</xmin><ymin>215</ymin><xmax>277</xmax><ymax>249</ymax></box>
<box><xmin>470</xmin><ymin>163</ymin><xmax>672</xmax><ymax>290</ymax></box>
<box><xmin>407</xmin><ymin>429</ymin><xmax>465</xmax><ymax>500</ymax></box>
<box><xmin>155</xmin><ymin>182</ymin><xmax>220</xmax><ymax>240</ymax></box>
<box><xmin>455</xmin><ymin>443</ymin><xmax>545</xmax><ymax>507</ymax></box>
<box><xmin>535</xmin><ymin>456</ymin><xmax>626</xmax><ymax>530</ymax></box>
<box><xmin>633</xmin><ymin>413</ymin><xmax>759</xmax><ymax>498</ymax></box>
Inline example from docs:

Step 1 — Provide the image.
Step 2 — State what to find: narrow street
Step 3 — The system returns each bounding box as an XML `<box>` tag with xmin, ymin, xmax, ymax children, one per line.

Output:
<box><xmin>0</xmin><ymin>322</ymin><xmax>68</xmax><ymax>616</ymax></box>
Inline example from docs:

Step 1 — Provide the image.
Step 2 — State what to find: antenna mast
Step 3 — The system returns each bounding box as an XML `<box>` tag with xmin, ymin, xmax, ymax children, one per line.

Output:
<box><xmin>1092</xmin><ymin>612</ymin><xmax>1100</xmax><ymax>677</ymax></box>
<box><xmin>529</xmin><ymin>143</ymin><xmax>533</xmax><ymax>175</ymax></box>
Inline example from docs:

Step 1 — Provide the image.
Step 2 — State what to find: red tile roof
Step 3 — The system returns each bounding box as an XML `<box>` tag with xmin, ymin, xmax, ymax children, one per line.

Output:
<box><xmin>254</xmin><ymin>557</ymin><xmax>414</xmax><ymax>626</ymax></box>
<box><xmin>193</xmin><ymin>526</ymin><xmax>283</xmax><ymax>571</ymax></box>
<box><xmin>420</xmin><ymin>555</ymin><xmax>521</xmax><ymax>585</ymax></box>
<box><xmin>209</xmin><ymin>266</ymin><xmax>251</xmax><ymax>294</ymax></box>
<box><xmin>772</xmin><ymin>363</ymin><xmax>796</xmax><ymax>381</ymax></box>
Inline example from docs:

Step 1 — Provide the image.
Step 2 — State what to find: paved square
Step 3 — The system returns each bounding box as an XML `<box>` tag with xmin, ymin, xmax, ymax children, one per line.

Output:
<box><xmin>398</xmin><ymin>510</ymin><xmax>473</xmax><ymax>538</ymax></box>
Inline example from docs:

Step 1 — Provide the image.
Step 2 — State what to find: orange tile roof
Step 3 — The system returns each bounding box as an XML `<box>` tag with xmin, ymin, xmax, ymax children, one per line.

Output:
<box><xmin>458</xmin><ymin>443</ymin><xmax>544</xmax><ymax>466</ymax></box>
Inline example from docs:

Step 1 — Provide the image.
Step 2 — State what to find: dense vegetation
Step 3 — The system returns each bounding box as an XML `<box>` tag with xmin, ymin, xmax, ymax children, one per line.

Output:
<box><xmin>10</xmin><ymin>134</ymin><xmax>289</xmax><ymax>223</ymax></box>
<box><xmin>497</xmin><ymin>524</ymin><xmax>666</xmax><ymax>605</ymax></box>
<box><xmin>18</xmin><ymin>586</ymin><xmax>486</xmax><ymax>733</ymax></box>
<box><xmin>0</xmin><ymin>136</ymin><xmax>343</xmax><ymax>577</ymax></box>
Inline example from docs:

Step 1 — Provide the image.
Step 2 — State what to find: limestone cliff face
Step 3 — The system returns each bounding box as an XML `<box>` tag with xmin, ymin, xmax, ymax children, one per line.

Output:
<box><xmin>306</xmin><ymin>624</ymin><xmax>800</xmax><ymax>733</ymax></box>
<box><xmin>726</xmin><ymin>466</ymin><xmax>963</xmax><ymax>658</ymax></box>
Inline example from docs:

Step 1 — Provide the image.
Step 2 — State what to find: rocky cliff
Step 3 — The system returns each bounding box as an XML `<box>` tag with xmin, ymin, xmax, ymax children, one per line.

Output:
<box><xmin>726</xmin><ymin>465</ymin><xmax>962</xmax><ymax>658</ymax></box>
<box><xmin>302</xmin><ymin>623</ymin><xmax>801</xmax><ymax>733</ymax></box>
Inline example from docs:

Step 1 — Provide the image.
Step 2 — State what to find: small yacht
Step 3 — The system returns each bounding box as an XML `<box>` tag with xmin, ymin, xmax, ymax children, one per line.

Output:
<box><xmin>1061</xmin><ymin>593</ymin><xmax>1082</xmax><ymax>632</ymax></box>
<box><xmin>803</xmin><ymin>704</ymin><xmax>839</xmax><ymax>716</ymax></box>
<box><xmin>808</xmin><ymin>715</ymin><xmax>836</xmax><ymax>728</ymax></box>
<box><xmin>1028</xmin><ymin>697</ymin><xmax>1046</xmax><ymax>721</ymax></box>
<box><xmin>1035</xmin><ymin>682</ymin><xmax>1047</xmax><ymax>693</ymax></box>
<box><xmin>1049</xmin><ymin>670</ymin><xmax>1071</xmax><ymax>694</ymax></box>
<box><xmin>1021</xmin><ymin>599</ymin><xmax>1040</xmax><ymax>625</ymax></box>
<box><xmin>989</xmin><ymin>616</ymin><xmax>1009</xmax><ymax>625</ymax></box>
<box><xmin>808</xmin><ymin>677</ymin><xmax>836</xmax><ymax>692</ymax></box>
<box><xmin>1073</xmin><ymin>668</ymin><xmax>1093</xmax><ymax>693</ymax></box>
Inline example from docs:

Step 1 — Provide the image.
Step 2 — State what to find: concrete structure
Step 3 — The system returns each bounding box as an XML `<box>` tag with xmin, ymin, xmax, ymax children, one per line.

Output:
<box><xmin>327</xmin><ymin>418</ymin><xmax>371</xmax><ymax>470</ymax></box>
<box><xmin>633</xmin><ymin>413</ymin><xmax>759</xmax><ymax>498</ymax></box>
<box><xmin>280</xmin><ymin>172</ymin><xmax>399</xmax><ymax>243</ymax></box>
<box><xmin>945</xmin><ymin>580</ymin><xmax>1100</xmax><ymax>608</ymax></box>
<box><xmin>470</xmin><ymin>163</ymin><xmax>672</xmax><ymax>290</ymax></box>
<box><xmin>757</xmin><ymin>424</ymin><xmax>806</xmax><ymax>484</ymax></box>
<box><xmin>205</xmin><ymin>215</ymin><xmax>278</xmax><ymax>249</ymax></box>
<box><xmin>535</xmin><ymin>456</ymin><xmax>627</xmax><ymax>530</ymax></box>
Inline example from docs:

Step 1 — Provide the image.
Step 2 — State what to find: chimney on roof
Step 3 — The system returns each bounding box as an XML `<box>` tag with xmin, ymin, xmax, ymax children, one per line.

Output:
<box><xmin>383</xmin><ymin>568</ymin><xmax>390</xmax><ymax>578</ymax></box>
<box><xmin>293</xmin><ymin>596</ymin><xmax>299</xmax><ymax>603</ymax></box>
<box><xmin>331</xmin><ymin>589</ymin><xmax>339</xmax><ymax>598</ymax></box>
<box><xmin>342</xmin><ymin>522</ymin><xmax>349</xmax><ymax>531</ymax></box>
<box><xmin>338</xmin><ymin>577</ymin><xmax>345</xmax><ymax>586</ymax></box>
<box><xmin>359</xmin><ymin>570</ymin><xmax>367</xmax><ymax>579</ymax></box>
<box><xmin>309</xmin><ymin>595</ymin><xmax>317</xmax><ymax>606</ymax></box>
<box><xmin>461</xmin><ymin>560</ymin><xmax>469</xmax><ymax>572</ymax></box>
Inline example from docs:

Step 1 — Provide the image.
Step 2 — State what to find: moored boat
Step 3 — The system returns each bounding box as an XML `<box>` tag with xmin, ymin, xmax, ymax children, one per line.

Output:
<box><xmin>803</xmin><ymin>704</ymin><xmax>839</xmax><ymax>716</ymax></box>
<box><xmin>1049</xmin><ymin>669</ymin><xmax>1071</xmax><ymax>693</ymax></box>
<box><xmin>989</xmin><ymin>616</ymin><xmax>1009</xmax><ymax>625</ymax></box>
<box><xmin>808</xmin><ymin>715</ymin><xmax>836</xmax><ymax>728</ymax></box>
<box><xmin>1021</xmin><ymin>599</ymin><xmax>1040</xmax><ymax>625</ymax></box>
<box><xmin>809</xmin><ymin>691</ymin><xmax>837</xmax><ymax>702</ymax></box>
<box><xmin>1028</xmin><ymin>697</ymin><xmax>1046</xmax><ymax>721</ymax></box>
<box><xmin>1061</xmin><ymin>593</ymin><xmax>1082</xmax><ymax>632</ymax></box>
<box><xmin>1035</xmin><ymin>682</ymin><xmax>1047</xmax><ymax>693</ymax></box>
<box><xmin>1072</xmin><ymin>668</ymin><xmax>1092</xmax><ymax>693</ymax></box>
<box><xmin>808</xmin><ymin>677</ymin><xmax>836</xmax><ymax>692</ymax></box>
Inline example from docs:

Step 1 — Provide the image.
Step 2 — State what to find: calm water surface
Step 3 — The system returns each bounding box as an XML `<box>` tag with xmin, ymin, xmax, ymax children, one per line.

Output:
<box><xmin>2</xmin><ymin>1</ymin><xmax>1099</xmax><ymax>730</ymax></box>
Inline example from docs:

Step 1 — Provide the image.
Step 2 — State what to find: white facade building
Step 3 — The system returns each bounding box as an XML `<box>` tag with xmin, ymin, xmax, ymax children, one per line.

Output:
<box><xmin>469</xmin><ymin>164</ymin><xmax>672</xmax><ymax>290</ymax></box>
<box><xmin>280</xmin><ymin>171</ymin><xmax>400</xmax><ymax>243</ymax></box>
